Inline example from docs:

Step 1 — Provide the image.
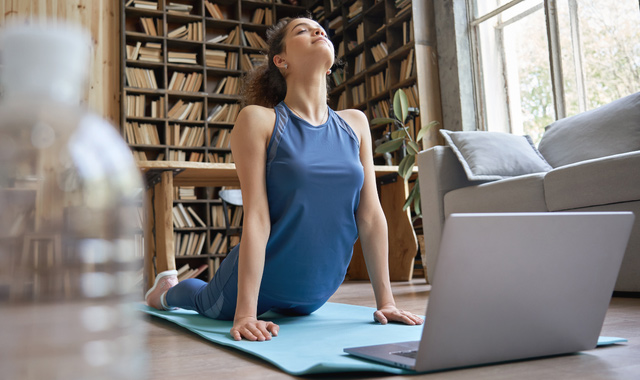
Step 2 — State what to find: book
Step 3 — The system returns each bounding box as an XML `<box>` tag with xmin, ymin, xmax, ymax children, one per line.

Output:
<box><xmin>205</xmin><ymin>1</ymin><xmax>224</xmax><ymax>19</ymax></box>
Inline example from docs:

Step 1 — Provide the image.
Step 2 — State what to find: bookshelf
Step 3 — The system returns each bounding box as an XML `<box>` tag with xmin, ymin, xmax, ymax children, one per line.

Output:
<box><xmin>121</xmin><ymin>0</ymin><xmax>310</xmax><ymax>283</ymax></box>
<box><xmin>314</xmin><ymin>0</ymin><xmax>437</xmax><ymax>166</ymax></box>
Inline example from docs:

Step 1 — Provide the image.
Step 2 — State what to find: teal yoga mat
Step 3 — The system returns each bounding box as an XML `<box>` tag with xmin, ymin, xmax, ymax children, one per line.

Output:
<box><xmin>139</xmin><ymin>302</ymin><xmax>627</xmax><ymax>376</ymax></box>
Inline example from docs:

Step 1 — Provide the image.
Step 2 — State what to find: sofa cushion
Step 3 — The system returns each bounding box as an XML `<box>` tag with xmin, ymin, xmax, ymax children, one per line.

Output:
<box><xmin>440</xmin><ymin>130</ymin><xmax>552</xmax><ymax>181</ymax></box>
<box><xmin>444</xmin><ymin>172</ymin><xmax>548</xmax><ymax>215</ymax></box>
<box><xmin>538</xmin><ymin>91</ymin><xmax>640</xmax><ymax>168</ymax></box>
<box><xmin>544</xmin><ymin>151</ymin><xmax>640</xmax><ymax>211</ymax></box>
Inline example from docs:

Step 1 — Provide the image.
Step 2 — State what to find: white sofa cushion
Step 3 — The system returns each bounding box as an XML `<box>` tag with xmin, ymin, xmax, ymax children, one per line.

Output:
<box><xmin>440</xmin><ymin>130</ymin><xmax>552</xmax><ymax>181</ymax></box>
<box><xmin>444</xmin><ymin>172</ymin><xmax>548</xmax><ymax>215</ymax></box>
<box><xmin>544</xmin><ymin>151</ymin><xmax>640</xmax><ymax>211</ymax></box>
<box><xmin>538</xmin><ymin>91</ymin><xmax>640</xmax><ymax>168</ymax></box>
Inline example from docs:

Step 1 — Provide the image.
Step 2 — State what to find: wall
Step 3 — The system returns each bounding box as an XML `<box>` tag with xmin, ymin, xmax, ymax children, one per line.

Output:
<box><xmin>0</xmin><ymin>0</ymin><xmax>120</xmax><ymax>124</ymax></box>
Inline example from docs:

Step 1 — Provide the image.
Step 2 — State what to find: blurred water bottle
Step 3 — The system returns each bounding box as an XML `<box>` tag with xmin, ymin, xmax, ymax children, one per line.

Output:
<box><xmin>0</xmin><ymin>23</ymin><xmax>148</xmax><ymax>379</ymax></box>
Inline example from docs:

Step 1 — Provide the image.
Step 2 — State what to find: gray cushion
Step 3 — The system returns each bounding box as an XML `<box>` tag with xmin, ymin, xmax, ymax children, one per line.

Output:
<box><xmin>543</xmin><ymin>151</ymin><xmax>640</xmax><ymax>211</ymax></box>
<box><xmin>538</xmin><ymin>91</ymin><xmax>640</xmax><ymax>168</ymax></box>
<box><xmin>444</xmin><ymin>172</ymin><xmax>548</xmax><ymax>214</ymax></box>
<box><xmin>440</xmin><ymin>130</ymin><xmax>552</xmax><ymax>181</ymax></box>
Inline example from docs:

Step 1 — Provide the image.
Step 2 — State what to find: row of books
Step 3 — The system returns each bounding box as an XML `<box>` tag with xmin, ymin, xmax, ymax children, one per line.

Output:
<box><xmin>131</xmin><ymin>149</ymin><xmax>234</xmax><ymax>163</ymax></box>
<box><xmin>177</xmin><ymin>263</ymin><xmax>208</xmax><ymax>282</ymax></box>
<box><xmin>347</xmin><ymin>0</ymin><xmax>363</xmax><ymax>19</ymax></box>
<box><xmin>125</xmin><ymin>94</ymin><xmax>164</xmax><ymax>118</ymax></box>
<box><xmin>353</xmin><ymin>52</ymin><xmax>365</xmax><ymax>75</ymax></box>
<box><xmin>211</xmin><ymin>205</ymin><xmax>243</xmax><ymax>228</ymax></box>
<box><xmin>124</xmin><ymin>122</ymin><xmax>161</xmax><ymax>145</ymax></box>
<box><xmin>312</xmin><ymin>4</ymin><xmax>325</xmax><ymax>22</ymax></box>
<box><xmin>168</xmin><ymin>71</ymin><xmax>203</xmax><ymax>92</ymax></box>
<box><xmin>209</xmin><ymin>232</ymin><xmax>239</xmax><ymax>255</ymax></box>
<box><xmin>208</xmin><ymin>103</ymin><xmax>240</xmax><ymax>123</ymax></box>
<box><xmin>251</xmin><ymin>8</ymin><xmax>274</xmax><ymax>25</ymax></box>
<box><xmin>167</xmin><ymin>125</ymin><xmax>206</xmax><ymax>147</ymax></box>
<box><xmin>126</xmin><ymin>41</ymin><xmax>162</xmax><ymax>62</ymax></box>
<box><xmin>328</xmin><ymin>16</ymin><xmax>343</xmax><ymax>34</ymax></box>
<box><xmin>401</xmin><ymin>84</ymin><xmax>419</xmax><ymax>108</ymax></box>
<box><xmin>371</xmin><ymin>99</ymin><xmax>391</xmax><ymax>119</ymax></box>
<box><xmin>356</xmin><ymin>23</ymin><xmax>365</xmax><ymax>46</ymax></box>
<box><xmin>351</xmin><ymin>82</ymin><xmax>366</xmax><ymax>106</ymax></box>
<box><xmin>402</xmin><ymin>19</ymin><xmax>414</xmax><ymax>45</ymax></box>
<box><xmin>173</xmin><ymin>203</ymin><xmax>207</xmax><ymax>229</ymax></box>
<box><xmin>210</xmin><ymin>128</ymin><xmax>231</xmax><ymax>149</ymax></box>
<box><xmin>371</xmin><ymin>41</ymin><xmax>388</xmax><ymax>63</ymax></box>
<box><xmin>205</xmin><ymin>0</ymin><xmax>224</xmax><ymax>19</ymax></box>
<box><xmin>125</xmin><ymin>67</ymin><xmax>158</xmax><ymax>89</ymax></box>
<box><xmin>240</xmin><ymin>53</ymin><xmax>267</xmax><ymax>71</ymax></box>
<box><xmin>168</xmin><ymin>150</ymin><xmax>204</xmax><ymax>162</ymax></box>
<box><xmin>331</xmin><ymin>69</ymin><xmax>345</xmax><ymax>87</ymax></box>
<box><xmin>168</xmin><ymin>22</ymin><xmax>203</xmax><ymax>42</ymax></box>
<box><xmin>209</xmin><ymin>152</ymin><xmax>234</xmax><ymax>163</ymax></box>
<box><xmin>168</xmin><ymin>100</ymin><xmax>203</xmax><ymax>121</ymax></box>
<box><xmin>369</xmin><ymin>69</ymin><xmax>389</xmax><ymax>97</ymax></box>
<box><xmin>336</xmin><ymin>91</ymin><xmax>347</xmax><ymax>110</ymax></box>
<box><xmin>399</xmin><ymin>49</ymin><xmax>415</xmax><ymax>82</ymax></box>
<box><xmin>336</xmin><ymin>41</ymin><xmax>344</xmax><ymax>58</ymax></box>
<box><xmin>213</xmin><ymin>76</ymin><xmax>240</xmax><ymax>95</ymax></box>
<box><xmin>175</xmin><ymin>233</ymin><xmax>207</xmax><ymax>257</ymax></box>
<box><xmin>395</xmin><ymin>0</ymin><xmax>412</xmax><ymax>18</ymax></box>
<box><xmin>139</xmin><ymin>17</ymin><xmax>163</xmax><ymax>36</ymax></box>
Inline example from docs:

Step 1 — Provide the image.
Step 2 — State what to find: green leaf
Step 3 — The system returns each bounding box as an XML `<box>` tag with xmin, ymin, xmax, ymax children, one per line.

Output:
<box><xmin>413</xmin><ymin>182</ymin><xmax>421</xmax><ymax>217</ymax></box>
<box><xmin>370</xmin><ymin>117</ymin><xmax>397</xmax><ymax>126</ymax></box>
<box><xmin>406</xmin><ymin>141</ymin><xmax>420</xmax><ymax>155</ymax></box>
<box><xmin>390</xmin><ymin>129</ymin><xmax>408</xmax><ymax>140</ymax></box>
<box><xmin>402</xmin><ymin>187</ymin><xmax>414</xmax><ymax>211</ymax></box>
<box><xmin>374</xmin><ymin>138</ymin><xmax>404</xmax><ymax>154</ymax></box>
<box><xmin>393</xmin><ymin>90</ymin><xmax>409</xmax><ymax>124</ymax></box>
<box><xmin>398</xmin><ymin>154</ymin><xmax>415</xmax><ymax>180</ymax></box>
<box><xmin>416</xmin><ymin>121</ymin><xmax>438</xmax><ymax>142</ymax></box>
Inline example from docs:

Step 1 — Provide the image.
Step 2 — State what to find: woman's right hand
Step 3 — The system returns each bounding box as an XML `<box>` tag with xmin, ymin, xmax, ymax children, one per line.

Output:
<box><xmin>231</xmin><ymin>316</ymin><xmax>279</xmax><ymax>341</ymax></box>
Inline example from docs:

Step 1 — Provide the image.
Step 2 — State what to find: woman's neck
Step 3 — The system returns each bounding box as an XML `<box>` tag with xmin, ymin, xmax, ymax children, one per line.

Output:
<box><xmin>283</xmin><ymin>72</ymin><xmax>328</xmax><ymax>125</ymax></box>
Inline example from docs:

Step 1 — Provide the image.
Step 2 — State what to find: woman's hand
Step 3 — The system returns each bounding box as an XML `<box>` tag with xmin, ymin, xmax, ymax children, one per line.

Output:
<box><xmin>373</xmin><ymin>305</ymin><xmax>424</xmax><ymax>326</ymax></box>
<box><xmin>231</xmin><ymin>316</ymin><xmax>279</xmax><ymax>341</ymax></box>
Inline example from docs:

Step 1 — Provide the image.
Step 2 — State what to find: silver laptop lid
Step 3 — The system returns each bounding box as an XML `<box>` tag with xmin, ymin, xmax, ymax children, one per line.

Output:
<box><xmin>416</xmin><ymin>212</ymin><xmax>634</xmax><ymax>372</ymax></box>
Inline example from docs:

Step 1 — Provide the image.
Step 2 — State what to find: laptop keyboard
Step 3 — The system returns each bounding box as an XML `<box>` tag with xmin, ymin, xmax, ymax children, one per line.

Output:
<box><xmin>391</xmin><ymin>350</ymin><xmax>418</xmax><ymax>359</ymax></box>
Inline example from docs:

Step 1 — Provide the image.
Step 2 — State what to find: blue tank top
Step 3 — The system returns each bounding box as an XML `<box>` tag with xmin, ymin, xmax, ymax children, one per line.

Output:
<box><xmin>257</xmin><ymin>101</ymin><xmax>364</xmax><ymax>304</ymax></box>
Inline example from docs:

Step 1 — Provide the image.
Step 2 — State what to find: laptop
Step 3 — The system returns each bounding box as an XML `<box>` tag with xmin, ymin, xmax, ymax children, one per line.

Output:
<box><xmin>344</xmin><ymin>212</ymin><xmax>635</xmax><ymax>373</ymax></box>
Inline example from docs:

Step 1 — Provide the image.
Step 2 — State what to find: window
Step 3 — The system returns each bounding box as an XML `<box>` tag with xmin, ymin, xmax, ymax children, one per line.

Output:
<box><xmin>468</xmin><ymin>0</ymin><xmax>640</xmax><ymax>143</ymax></box>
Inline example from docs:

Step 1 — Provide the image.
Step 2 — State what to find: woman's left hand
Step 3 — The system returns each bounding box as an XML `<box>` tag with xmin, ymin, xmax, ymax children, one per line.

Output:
<box><xmin>374</xmin><ymin>305</ymin><xmax>424</xmax><ymax>326</ymax></box>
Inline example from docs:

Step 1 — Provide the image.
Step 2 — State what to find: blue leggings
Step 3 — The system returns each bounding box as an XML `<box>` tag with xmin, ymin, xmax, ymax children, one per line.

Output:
<box><xmin>165</xmin><ymin>247</ymin><xmax>326</xmax><ymax>320</ymax></box>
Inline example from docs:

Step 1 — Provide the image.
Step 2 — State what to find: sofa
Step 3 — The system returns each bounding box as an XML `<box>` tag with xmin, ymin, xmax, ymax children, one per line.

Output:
<box><xmin>417</xmin><ymin>91</ymin><xmax>640</xmax><ymax>293</ymax></box>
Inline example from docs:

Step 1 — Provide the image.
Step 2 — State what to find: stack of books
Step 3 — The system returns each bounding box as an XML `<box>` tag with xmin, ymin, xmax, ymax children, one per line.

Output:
<box><xmin>328</xmin><ymin>16</ymin><xmax>343</xmax><ymax>33</ymax></box>
<box><xmin>356</xmin><ymin>23</ymin><xmax>365</xmax><ymax>45</ymax></box>
<box><xmin>399</xmin><ymin>49</ymin><xmax>415</xmax><ymax>80</ymax></box>
<box><xmin>176</xmin><ymin>186</ymin><xmax>197</xmax><ymax>200</ymax></box>
<box><xmin>240</xmin><ymin>53</ymin><xmax>267</xmax><ymax>71</ymax></box>
<box><xmin>176</xmin><ymin>264</ymin><xmax>208</xmax><ymax>281</ymax></box>
<box><xmin>126</xmin><ymin>0</ymin><xmax>158</xmax><ymax>10</ymax></box>
<box><xmin>347</xmin><ymin>0</ymin><xmax>362</xmax><ymax>19</ymax></box>
<box><xmin>354</xmin><ymin>52</ymin><xmax>365</xmax><ymax>75</ymax></box>
<box><xmin>209</xmin><ymin>128</ymin><xmax>232</xmax><ymax>149</ymax></box>
<box><xmin>205</xmin><ymin>50</ymin><xmax>227</xmax><ymax>68</ymax></box>
<box><xmin>166</xmin><ymin>2</ymin><xmax>193</xmax><ymax>15</ymax></box>
<box><xmin>251</xmin><ymin>8</ymin><xmax>273</xmax><ymax>25</ymax></box>
<box><xmin>371</xmin><ymin>99</ymin><xmax>391</xmax><ymax>119</ymax></box>
<box><xmin>207</xmin><ymin>103</ymin><xmax>240</xmax><ymax>123</ymax></box>
<box><xmin>168</xmin><ymin>51</ymin><xmax>198</xmax><ymax>65</ymax></box>
<box><xmin>369</xmin><ymin>69</ymin><xmax>389</xmax><ymax>97</ymax></box>
<box><xmin>127</xmin><ymin>42</ymin><xmax>163</xmax><ymax>63</ymax></box>
<box><xmin>351</xmin><ymin>83</ymin><xmax>366</xmax><ymax>105</ymax></box>
<box><xmin>174</xmin><ymin>233</ymin><xmax>207</xmax><ymax>257</ymax></box>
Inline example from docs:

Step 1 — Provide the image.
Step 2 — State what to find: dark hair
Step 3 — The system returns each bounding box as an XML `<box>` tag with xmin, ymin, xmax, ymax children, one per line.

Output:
<box><xmin>240</xmin><ymin>16</ymin><xmax>335</xmax><ymax>108</ymax></box>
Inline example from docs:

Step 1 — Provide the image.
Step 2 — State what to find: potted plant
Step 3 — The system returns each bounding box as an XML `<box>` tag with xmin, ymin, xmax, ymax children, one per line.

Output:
<box><xmin>371</xmin><ymin>90</ymin><xmax>437</xmax><ymax>219</ymax></box>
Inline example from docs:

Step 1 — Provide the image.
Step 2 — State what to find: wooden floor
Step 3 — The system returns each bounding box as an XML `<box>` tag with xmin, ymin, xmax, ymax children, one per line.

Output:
<box><xmin>144</xmin><ymin>279</ymin><xmax>640</xmax><ymax>379</ymax></box>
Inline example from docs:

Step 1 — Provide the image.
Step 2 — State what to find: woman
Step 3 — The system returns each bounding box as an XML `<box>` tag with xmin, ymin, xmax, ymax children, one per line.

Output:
<box><xmin>146</xmin><ymin>17</ymin><xmax>423</xmax><ymax>341</ymax></box>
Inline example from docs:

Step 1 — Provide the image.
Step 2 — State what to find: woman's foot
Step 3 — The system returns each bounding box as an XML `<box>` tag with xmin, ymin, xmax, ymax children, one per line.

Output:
<box><xmin>145</xmin><ymin>270</ymin><xmax>178</xmax><ymax>310</ymax></box>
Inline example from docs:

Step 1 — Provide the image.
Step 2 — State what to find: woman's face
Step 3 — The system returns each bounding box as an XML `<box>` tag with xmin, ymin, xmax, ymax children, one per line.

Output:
<box><xmin>281</xmin><ymin>18</ymin><xmax>334</xmax><ymax>71</ymax></box>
